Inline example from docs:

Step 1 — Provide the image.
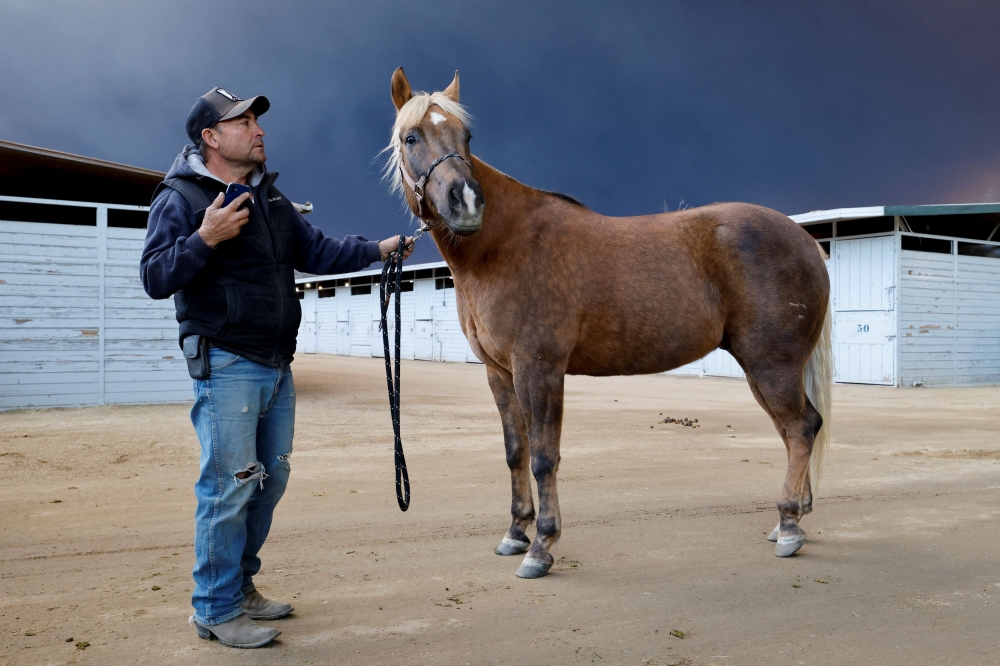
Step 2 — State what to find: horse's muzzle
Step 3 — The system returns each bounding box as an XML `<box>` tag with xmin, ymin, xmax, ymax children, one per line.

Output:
<box><xmin>446</xmin><ymin>210</ymin><xmax>483</xmax><ymax>236</ymax></box>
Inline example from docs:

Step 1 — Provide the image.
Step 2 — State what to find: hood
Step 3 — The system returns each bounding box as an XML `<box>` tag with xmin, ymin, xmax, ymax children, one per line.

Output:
<box><xmin>165</xmin><ymin>144</ymin><xmax>265</xmax><ymax>187</ymax></box>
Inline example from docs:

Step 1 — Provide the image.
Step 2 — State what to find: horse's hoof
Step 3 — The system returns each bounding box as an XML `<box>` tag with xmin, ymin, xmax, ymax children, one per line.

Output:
<box><xmin>514</xmin><ymin>557</ymin><xmax>552</xmax><ymax>579</ymax></box>
<box><xmin>495</xmin><ymin>537</ymin><xmax>531</xmax><ymax>556</ymax></box>
<box><xmin>774</xmin><ymin>533</ymin><xmax>805</xmax><ymax>557</ymax></box>
<box><xmin>766</xmin><ymin>523</ymin><xmax>779</xmax><ymax>542</ymax></box>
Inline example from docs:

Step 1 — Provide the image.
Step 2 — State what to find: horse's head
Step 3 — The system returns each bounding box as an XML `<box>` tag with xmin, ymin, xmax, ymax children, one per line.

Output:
<box><xmin>384</xmin><ymin>67</ymin><xmax>484</xmax><ymax>236</ymax></box>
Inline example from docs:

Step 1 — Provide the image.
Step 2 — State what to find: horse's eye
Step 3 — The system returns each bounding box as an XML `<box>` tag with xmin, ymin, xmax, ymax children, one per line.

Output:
<box><xmin>405</xmin><ymin>135</ymin><xmax>416</xmax><ymax>146</ymax></box>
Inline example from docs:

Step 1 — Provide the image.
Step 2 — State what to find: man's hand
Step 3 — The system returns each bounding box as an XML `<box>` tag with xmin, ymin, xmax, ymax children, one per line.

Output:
<box><xmin>379</xmin><ymin>235</ymin><xmax>415</xmax><ymax>261</ymax></box>
<box><xmin>197</xmin><ymin>192</ymin><xmax>251</xmax><ymax>248</ymax></box>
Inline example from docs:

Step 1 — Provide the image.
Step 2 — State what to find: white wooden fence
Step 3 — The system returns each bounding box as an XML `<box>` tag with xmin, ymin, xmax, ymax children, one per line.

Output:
<box><xmin>0</xmin><ymin>196</ymin><xmax>188</xmax><ymax>410</ymax></box>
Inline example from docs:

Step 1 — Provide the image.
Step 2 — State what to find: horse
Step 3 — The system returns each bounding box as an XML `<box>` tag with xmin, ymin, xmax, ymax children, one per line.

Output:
<box><xmin>382</xmin><ymin>68</ymin><xmax>833</xmax><ymax>579</ymax></box>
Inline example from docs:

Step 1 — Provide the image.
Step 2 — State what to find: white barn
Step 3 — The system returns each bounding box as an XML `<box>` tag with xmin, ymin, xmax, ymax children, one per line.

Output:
<box><xmin>297</xmin><ymin>203</ymin><xmax>1000</xmax><ymax>387</ymax></box>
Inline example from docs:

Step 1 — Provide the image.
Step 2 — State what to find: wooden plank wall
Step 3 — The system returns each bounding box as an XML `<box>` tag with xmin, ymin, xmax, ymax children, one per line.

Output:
<box><xmin>0</xmin><ymin>221</ymin><xmax>102</xmax><ymax>408</ymax></box>
<box><xmin>955</xmin><ymin>255</ymin><xmax>1000</xmax><ymax>384</ymax></box>
<box><xmin>899</xmin><ymin>250</ymin><xmax>954</xmax><ymax>386</ymax></box>
<box><xmin>900</xmin><ymin>249</ymin><xmax>1000</xmax><ymax>385</ymax></box>
<box><xmin>0</xmin><ymin>218</ymin><xmax>189</xmax><ymax>410</ymax></box>
<box><xmin>103</xmin><ymin>227</ymin><xmax>190</xmax><ymax>404</ymax></box>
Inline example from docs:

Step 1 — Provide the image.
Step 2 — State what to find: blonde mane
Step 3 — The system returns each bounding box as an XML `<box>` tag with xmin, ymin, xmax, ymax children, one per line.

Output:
<box><xmin>380</xmin><ymin>92</ymin><xmax>472</xmax><ymax>197</ymax></box>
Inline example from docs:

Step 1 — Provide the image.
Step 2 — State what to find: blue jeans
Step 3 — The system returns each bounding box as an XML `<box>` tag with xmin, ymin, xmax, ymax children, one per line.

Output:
<box><xmin>190</xmin><ymin>347</ymin><xmax>295</xmax><ymax>625</ymax></box>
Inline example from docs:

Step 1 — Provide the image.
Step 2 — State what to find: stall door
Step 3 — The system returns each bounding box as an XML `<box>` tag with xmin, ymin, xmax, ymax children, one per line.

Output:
<box><xmin>832</xmin><ymin>236</ymin><xmax>897</xmax><ymax>385</ymax></box>
<box><xmin>371</xmin><ymin>289</ymin><xmax>392</xmax><ymax>358</ymax></box>
<box><xmin>300</xmin><ymin>290</ymin><xmax>317</xmax><ymax>354</ymax></box>
<box><xmin>335</xmin><ymin>286</ymin><xmax>351</xmax><ymax>356</ymax></box>
<box><xmin>413</xmin><ymin>279</ymin><xmax>434</xmax><ymax>360</ymax></box>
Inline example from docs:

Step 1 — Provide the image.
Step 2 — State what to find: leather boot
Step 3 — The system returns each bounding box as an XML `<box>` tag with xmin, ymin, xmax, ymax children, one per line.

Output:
<box><xmin>241</xmin><ymin>586</ymin><xmax>294</xmax><ymax>620</ymax></box>
<box><xmin>193</xmin><ymin>613</ymin><xmax>280</xmax><ymax>648</ymax></box>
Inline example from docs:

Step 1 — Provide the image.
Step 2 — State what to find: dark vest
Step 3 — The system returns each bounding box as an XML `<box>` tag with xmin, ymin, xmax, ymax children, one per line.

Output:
<box><xmin>152</xmin><ymin>172</ymin><xmax>301</xmax><ymax>367</ymax></box>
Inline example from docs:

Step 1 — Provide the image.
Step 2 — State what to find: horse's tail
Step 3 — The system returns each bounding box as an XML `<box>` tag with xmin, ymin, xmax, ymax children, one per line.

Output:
<box><xmin>805</xmin><ymin>245</ymin><xmax>833</xmax><ymax>492</ymax></box>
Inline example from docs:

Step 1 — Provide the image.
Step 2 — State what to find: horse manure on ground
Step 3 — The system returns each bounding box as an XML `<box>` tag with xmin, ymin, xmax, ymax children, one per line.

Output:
<box><xmin>660</xmin><ymin>417</ymin><xmax>700</xmax><ymax>427</ymax></box>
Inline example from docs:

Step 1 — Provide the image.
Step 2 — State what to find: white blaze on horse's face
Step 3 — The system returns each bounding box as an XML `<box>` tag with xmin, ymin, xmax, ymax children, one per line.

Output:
<box><xmin>430</xmin><ymin>112</ymin><xmax>447</xmax><ymax>125</ymax></box>
<box><xmin>462</xmin><ymin>183</ymin><xmax>477</xmax><ymax>215</ymax></box>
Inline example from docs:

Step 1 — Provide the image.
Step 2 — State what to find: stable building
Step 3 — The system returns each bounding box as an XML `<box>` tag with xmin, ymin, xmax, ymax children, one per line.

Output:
<box><xmin>297</xmin><ymin>203</ymin><xmax>1000</xmax><ymax>387</ymax></box>
<box><xmin>295</xmin><ymin>262</ymin><xmax>477</xmax><ymax>363</ymax></box>
<box><xmin>0</xmin><ymin>139</ymin><xmax>187</xmax><ymax>409</ymax></box>
<box><xmin>800</xmin><ymin>204</ymin><xmax>1000</xmax><ymax>386</ymax></box>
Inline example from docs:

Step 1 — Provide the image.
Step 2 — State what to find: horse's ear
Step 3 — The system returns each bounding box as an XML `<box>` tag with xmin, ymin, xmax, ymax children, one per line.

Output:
<box><xmin>443</xmin><ymin>71</ymin><xmax>460</xmax><ymax>103</ymax></box>
<box><xmin>391</xmin><ymin>67</ymin><xmax>412</xmax><ymax>112</ymax></box>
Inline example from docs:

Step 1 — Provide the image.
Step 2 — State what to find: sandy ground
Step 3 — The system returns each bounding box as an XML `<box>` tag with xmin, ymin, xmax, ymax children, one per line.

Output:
<box><xmin>2</xmin><ymin>354</ymin><xmax>1000</xmax><ymax>666</ymax></box>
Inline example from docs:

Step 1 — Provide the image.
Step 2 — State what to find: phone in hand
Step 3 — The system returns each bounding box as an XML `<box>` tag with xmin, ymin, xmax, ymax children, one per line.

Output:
<box><xmin>222</xmin><ymin>182</ymin><xmax>253</xmax><ymax>208</ymax></box>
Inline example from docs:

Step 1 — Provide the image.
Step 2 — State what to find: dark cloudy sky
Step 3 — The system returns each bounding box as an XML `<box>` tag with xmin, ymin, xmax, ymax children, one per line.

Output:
<box><xmin>2</xmin><ymin>1</ymin><xmax>998</xmax><ymax>264</ymax></box>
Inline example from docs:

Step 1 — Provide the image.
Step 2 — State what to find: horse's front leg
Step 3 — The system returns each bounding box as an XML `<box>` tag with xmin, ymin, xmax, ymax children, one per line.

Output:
<box><xmin>487</xmin><ymin>366</ymin><xmax>534</xmax><ymax>556</ymax></box>
<box><xmin>512</xmin><ymin>364</ymin><xmax>565</xmax><ymax>579</ymax></box>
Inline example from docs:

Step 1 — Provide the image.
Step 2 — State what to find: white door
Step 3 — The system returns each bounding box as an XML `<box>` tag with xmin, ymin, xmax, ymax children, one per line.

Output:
<box><xmin>335</xmin><ymin>286</ymin><xmax>350</xmax><ymax>355</ymax></box>
<box><xmin>413</xmin><ymin>279</ymin><xmax>434</xmax><ymax>320</ymax></box>
<box><xmin>414</xmin><ymin>320</ymin><xmax>434</xmax><ymax>361</ymax></box>
<box><xmin>371</xmin><ymin>289</ymin><xmax>391</xmax><ymax>358</ymax></box>
<box><xmin>413</xmin><ymin>279</ymin><xmax>434</xmax><ymax>360</ymax></box>
<box><xmin>301</xmin><ymin>290</ymin><xmax>317</xmax><ymax>354</ymax></box>
<box><xmin>832</xmin><ymin>236</ymin><xmax>897</xmax><ymax>385</ymax></box>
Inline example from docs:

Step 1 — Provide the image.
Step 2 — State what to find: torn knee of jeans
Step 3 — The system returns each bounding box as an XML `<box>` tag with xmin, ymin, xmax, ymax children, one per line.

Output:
<box><xmin>233</xmin><ymin>461</ymin><xmax>268</xmax><ymax>489</ymax></box>
<box><xmin>277</xmin><ymin>452</ymin><xmax>291</xmax><ymax>463</ymax></box>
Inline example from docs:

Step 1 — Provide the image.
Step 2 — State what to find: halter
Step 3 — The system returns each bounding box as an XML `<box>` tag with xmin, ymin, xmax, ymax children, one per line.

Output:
<box><xmin>398</xmin><ymin>152</ymin><xmax>472</xmax><ymax>220</ymax></box>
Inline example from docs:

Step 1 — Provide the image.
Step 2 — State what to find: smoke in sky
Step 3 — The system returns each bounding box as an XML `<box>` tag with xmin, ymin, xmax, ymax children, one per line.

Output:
<box><xmin>2</xmin><ymin>1</ymin><xmax>998</xmax><ymax>263</ymax></box>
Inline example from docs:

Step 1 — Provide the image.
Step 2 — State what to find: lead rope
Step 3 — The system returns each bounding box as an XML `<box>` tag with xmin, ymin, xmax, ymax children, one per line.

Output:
<box><xmin>380</xmin><ymin>235</ymin><xmax>410</xmax><ymax>511</ymax></box>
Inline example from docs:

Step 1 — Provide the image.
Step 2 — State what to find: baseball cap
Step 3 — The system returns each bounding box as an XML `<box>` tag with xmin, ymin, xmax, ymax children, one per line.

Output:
<box><xmin>186</xmin><ymin>87</ymin><xmax>270</xmax><ymax>143</ymax></box>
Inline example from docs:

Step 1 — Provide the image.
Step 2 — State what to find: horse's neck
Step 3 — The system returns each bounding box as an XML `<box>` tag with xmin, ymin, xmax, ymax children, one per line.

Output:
<box><xmin>430</xmin><ymin>157</ymin><xmax>535</xmax><ymax>273</ymax></box>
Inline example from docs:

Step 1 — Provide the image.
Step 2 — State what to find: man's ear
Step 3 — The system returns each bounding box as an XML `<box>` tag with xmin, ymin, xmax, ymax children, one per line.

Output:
<box><xmin>392</xmin><ymin>67</ymin><xmax>412</xmax><ymax>112</ymax></box>
<box><xmin>442</xmin><ymin>71</ymin><xmax>459</xmax><ymax>103</ymax></box>
<box><xmin>201</xmin><ymin>126</ymin><xmax>220</xmax><ymax>150</ymax></box>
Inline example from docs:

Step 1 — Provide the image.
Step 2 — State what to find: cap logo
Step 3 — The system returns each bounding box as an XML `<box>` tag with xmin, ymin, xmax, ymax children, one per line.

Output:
<box><xmin>215</xmin><ymin>88</ymin><xmax>242</xmax><ymax>102</ymax></box>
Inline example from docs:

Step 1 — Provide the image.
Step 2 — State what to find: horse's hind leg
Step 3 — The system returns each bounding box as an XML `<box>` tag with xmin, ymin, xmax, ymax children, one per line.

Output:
<box><xmin>486</xmin><ymin>366</ymin><xmax>534</xmax><ymax>556</ymax></box>
<box><xmin>742</xmin><ymin>364</ymin><xmax>822</xmax><ymax>557</ymax></box>
<box><xmin>742</xmin><ymin>376</ymin><xmax>795</xmax><ymax>544</ymax></box>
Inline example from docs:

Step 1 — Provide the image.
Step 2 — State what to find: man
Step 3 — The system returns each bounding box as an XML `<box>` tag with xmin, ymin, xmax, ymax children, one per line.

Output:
<box><xmin>141</xmin><ymin>87</ymin><xmax>411</xmax><ymax>649</ymax></box>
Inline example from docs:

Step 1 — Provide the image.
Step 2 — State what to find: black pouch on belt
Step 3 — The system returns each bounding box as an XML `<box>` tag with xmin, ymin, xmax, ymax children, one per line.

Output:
<box><xmin>182</xmin><ymin>335</ymin><xmax>211</xmax><ymax>380</ymax></box>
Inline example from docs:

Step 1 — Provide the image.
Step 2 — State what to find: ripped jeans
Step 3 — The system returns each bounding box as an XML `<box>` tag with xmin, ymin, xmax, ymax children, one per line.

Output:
<box><xmin>190</xmin><ymin>347</ymin><xmax>294</xmax><ymax>625</ymax></box>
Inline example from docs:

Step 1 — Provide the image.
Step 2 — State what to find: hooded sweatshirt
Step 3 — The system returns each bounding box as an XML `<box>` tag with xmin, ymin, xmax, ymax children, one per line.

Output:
<box><xmin>141</xmin><ymin>145</ymin><xmax>381</xmax><ymax>366</ymax></box>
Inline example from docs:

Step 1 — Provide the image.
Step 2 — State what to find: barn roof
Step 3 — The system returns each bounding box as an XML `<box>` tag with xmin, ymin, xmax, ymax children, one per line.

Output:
<box><xmin>296</xmin><ymin>261</ymin><xmax>449</xmax><ymax>285</ymax></box>
<box><xmin>791</xmin><ymin>202</ymin><xmax>1000</xmax><ymax>224</ymax></box>
<box><xmin>0</xmin><ymin>139</ymin><xmax>164</xmax><ymax>206</ymax></box>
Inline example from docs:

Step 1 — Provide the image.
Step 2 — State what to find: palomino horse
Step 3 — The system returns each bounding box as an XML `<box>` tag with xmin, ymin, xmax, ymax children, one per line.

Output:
<box><xmin>383</xmin><ymin>68</ymin><xmax>833</xmax><ymax>579</ymax></box>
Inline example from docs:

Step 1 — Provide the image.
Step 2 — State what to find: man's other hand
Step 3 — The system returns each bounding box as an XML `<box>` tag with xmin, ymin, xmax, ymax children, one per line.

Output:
<box><xmin>379</xmin><ymin>236</ymin><xmax>415</xmax><ymax>261</ymax></box>
<box><xmin>198</xmin><ymin>192</ymin><xmax>251</xmax><ymax>248</ymax></box>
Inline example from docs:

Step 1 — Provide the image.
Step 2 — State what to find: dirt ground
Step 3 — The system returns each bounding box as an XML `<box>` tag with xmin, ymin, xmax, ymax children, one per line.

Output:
<box><xmin>2</xmin><ymin>355</ymin><xmax>1000</xmax><ymax>666</ymax></box>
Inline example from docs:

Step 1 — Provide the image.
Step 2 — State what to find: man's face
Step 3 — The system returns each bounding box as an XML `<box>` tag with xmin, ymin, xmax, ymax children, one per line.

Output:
<box><xmin>206</xmin><ymin>111</ymin><xmax>266</xmax><ymax>166</ymax></box>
